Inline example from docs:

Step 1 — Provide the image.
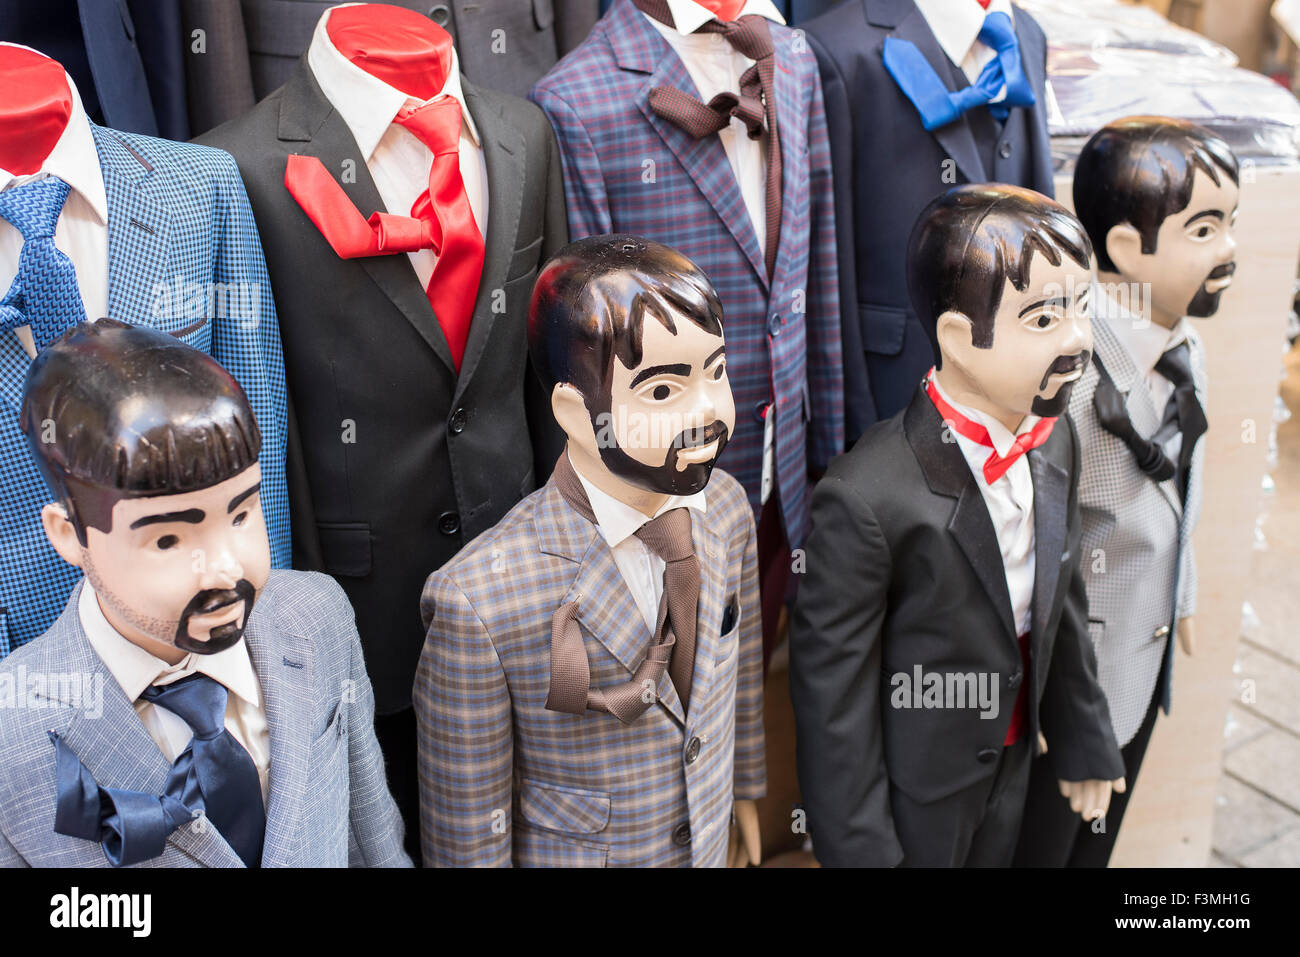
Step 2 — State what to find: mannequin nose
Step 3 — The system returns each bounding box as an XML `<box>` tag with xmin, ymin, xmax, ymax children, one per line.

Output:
<box><xmin>206</xmin><ymin>546</ymin><xmax>244</xmax><ymax>588</ymax></box>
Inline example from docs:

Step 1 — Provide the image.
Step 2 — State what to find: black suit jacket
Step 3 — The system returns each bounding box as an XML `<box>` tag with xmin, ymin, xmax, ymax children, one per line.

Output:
<box><xmin>789</xmin><ymin>386</ymin><xmax>1123</xmax><ymax>867</ymax></box>
<box><xmin>198</xmin><ymin>62</ymin><xmax>567</xmax><ymax>713</ymax></box>
<box><xmin>804</xmin><ymin>0</ymin><xmax>1055</xmax><ymax>437</ymax></box>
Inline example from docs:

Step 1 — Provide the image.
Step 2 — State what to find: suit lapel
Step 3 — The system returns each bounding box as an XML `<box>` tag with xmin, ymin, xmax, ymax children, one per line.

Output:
<box><xmin>683</xmin><ymin>508</ymin><xmax>726</xmax><ymax>725</ymax></box>
<box><xmin>904</xmin><ymin>388</ymin><xmax>1016</xmax><ymax>642</ymax></box>
<box><xmin>455</xmin><ymin>80</ymin><xmax>525</xmax><ymax>400</ymax></box>
<box><xmin>93</xmin><ymin>125</ymin><xmax>174</xmax><ymax>327</ymax></box>
<box><xmin>615</xmin><ymin>3</ymin><xmax>768</xmax><ymax>287</ymax></box>
<box><xmin>882</xmin><ymin>5</ymin><xmax>988</xmax><ymax>184</ymax></box>
<box><xmin>245</xmin><ymin>623</ymin><xmax>313</xmax><ymax>868</ymax></box>
<box><xmin>1027</xmin><ymin>444</ymin><xmax>1067</xmax><ymax>652</ymax></box>
<box><xmin>276</xmin><ymin>60</ymin><xmax>457</xmax><ymax>375</ymax></box>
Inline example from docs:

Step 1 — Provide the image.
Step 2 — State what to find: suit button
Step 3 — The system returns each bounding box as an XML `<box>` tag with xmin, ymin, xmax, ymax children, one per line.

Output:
<box><xmin>1154</xmin><ymin>624</ymin><xmax>1171</xmax><ymax>640</ymax></box>
<box><xmin>685</xmin><ymin>736</ymin><xmax>701</xmax><ymax>764</ymax></box>
<box><xmin>428</xmin><ymin>4</ymin><xmax>451</xmax><ymax>25</ymax></box>
<box><xmin>768</xmin><ymin>312</ymin><xmax>782</xmax><ymax>336</ymax></box>
<box><xmin>998</xmin><ymin>141</ymin><xmax>1013</xmax><ymax>159</ymax></box>
<box><xmin>672</xmin><ymin>822</ymin><xmax>692</xmax><ymax>846</ymax></box>
<box><xmin>438</xmin><ymin>511</ymin><xmax>461</xmax><ymax>536</ymax></box>
<box><xmin>1008</xmin><ymin>671</ymin><xmax>1022</xmax><ymax>689</ymax></box>
<box><xmin>449</xmin><ymin>408</ymin><xmax>468</xmax><ymax>435</ymax></box>
<box><xmin>977</xmin><ymin>747</ymin><xmax>999</xmax><ymax>764</ymax></box>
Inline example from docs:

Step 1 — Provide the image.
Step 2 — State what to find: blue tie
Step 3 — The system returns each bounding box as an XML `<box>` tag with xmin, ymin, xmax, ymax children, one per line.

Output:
<box><xmin>882</xmin><ymin>12</ymin><xmax>1036</xmax><ymax>132</ymax></box>
<box><xmin>0</xmin><ymin>176</ymin><xmax>88</xmax><ymax>353</ymax></box>
<box><xmin>52</xmin><ymin>673</ymin><xmax>266</xmax><ymax>867</ymax></box>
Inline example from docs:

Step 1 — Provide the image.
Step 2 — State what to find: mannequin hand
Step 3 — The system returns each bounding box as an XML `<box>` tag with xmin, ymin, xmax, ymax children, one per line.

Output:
<box><xmin>1037</xmin><ymin>731</ymin><xmax>1048</xmax><ymax>755</ymax></box>
<box><xmin>1058</xmin><ymin>777</ymin><xmax>1126</xmax><ymax>822</ymax></box>
<box><xmin>728</xmin><ymin>800</ymin><xmax>761</xmax><ymax>867</ymax></box>
<box><xmin>1178</xmin><ymin>617</ymin><xmax>1196</xmax><ymax>657</ymax></box>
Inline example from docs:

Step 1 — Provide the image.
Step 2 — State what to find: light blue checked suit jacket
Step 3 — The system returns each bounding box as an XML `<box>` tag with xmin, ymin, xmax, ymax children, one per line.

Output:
<box><xmin>0</xmin><ymin>571</ymin><xmax>410</xmax><ymax>868</ymax></box>
<box><xmin>0</xmin><ymin>124</ymin><xmax>289</xmax><ymax>660</ymax></box>
<box><xmin>530</xmin><ymin>0</ymin><xmax>845</xmax><ymax>547</ymax></box>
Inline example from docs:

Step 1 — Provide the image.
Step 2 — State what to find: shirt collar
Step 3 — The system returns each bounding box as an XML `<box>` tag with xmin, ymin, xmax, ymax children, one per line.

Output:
<box><xmin>78</xmin><ymin>579</ymin><xmax>263</xmax><ymax>710</ymax></box>
<box><xmin>0</xmin><ymin>53</ymin><xmax>107</xmax><ymax>227</ymax></box>
<box><xmin>931</xmin><ymin>369</ymin><xmax>1040</xmax><ymax>458</ymax></box>
<box><xmin>659</xmin><ymin>0</ymin><xmax>786</xmax><ymax>34</ymax></box>
<box><xmin>912</xmin><ymin>0</ymin><xmax>1015</xmax><ymax>69</ymax></box>
<box><xmin>571</xmin><ymin>458</ymin><xmax>708</xmax><ymax>551</ymax></box>
<box><xmin>307</xmin><ymin>3</ymin><xmax>481</xmax><ymax>163</ymax></box>
<box><xmin>1097</xmin><ymin>282</ymin><xmax>1189</xmax><ymax>379</ymax></box>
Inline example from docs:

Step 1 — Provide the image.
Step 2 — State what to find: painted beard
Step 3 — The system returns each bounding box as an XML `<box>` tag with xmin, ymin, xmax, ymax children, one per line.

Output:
<box><xmin>1031</xmin><ymin>350</ymin><xmax>1091</xmax><ymax>417</ymax></box>
<box><xmin>593</xmin><ymin>412</ymin><xmax>731</xmax><ymax>496</ymax></box>
<box><xmin>174</xmin><ymin>579</ymin><xmax>258</xmax><ymax>654</ymax></box>
<box><xmin>1186</xmin><ymin>261</ymin><xmax>1236</xmax><ymax>318</ymax></box>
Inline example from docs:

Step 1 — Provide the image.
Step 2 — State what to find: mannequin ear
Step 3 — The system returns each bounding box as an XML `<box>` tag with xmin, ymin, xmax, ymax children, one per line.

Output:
<box><xmin>41</xmin><ymin>502</ymin><xmax>85</xmax><ymax>570</ymax></box>
<box><xmin>934</xmin><ymin>310</ymin><xmax>977</xmax><ymax>372</ymax></box>
<box><xmin>551</xmin><ymin>383</ymin><xmax>595</xmax><ymax>449</ymax></box>
<box><xmin>1104</xmin><ymin>223</ymin><xmax>1145</xmax><ymax>278</ymax></box>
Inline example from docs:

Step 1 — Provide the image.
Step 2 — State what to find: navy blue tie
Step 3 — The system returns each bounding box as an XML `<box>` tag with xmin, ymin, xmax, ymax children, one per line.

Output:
<box><xmin>0</xmin><ymin>176</ymin><xmax>88</xmax><ymax>352</ymax></box>
<box><xmin>882</xmin><ymin>12</ymin><xmax>1036</xmax><ymax>132</ymax></box>
<box><xmin>52</xmin><ymin>673</ymin><xmax>266</xmax><ymax>867</ymax></box>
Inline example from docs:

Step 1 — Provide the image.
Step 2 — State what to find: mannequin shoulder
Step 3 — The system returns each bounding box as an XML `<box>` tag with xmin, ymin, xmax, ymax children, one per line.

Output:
<box><xmin>254</xmin><ymin>570</ymin><xmax>355</xmax><ymax>634</ymax></box>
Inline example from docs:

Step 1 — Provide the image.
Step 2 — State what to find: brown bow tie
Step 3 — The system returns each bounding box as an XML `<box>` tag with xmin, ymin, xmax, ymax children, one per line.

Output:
<box><xmin>546</xmin><ymin>451</ymin><xmax>700</xmax><ymax>723</ymax></box>
<box><xmin>634</xmin><ymin>0</ymin><xmax>783</xmax><ymax>279</ymax></box>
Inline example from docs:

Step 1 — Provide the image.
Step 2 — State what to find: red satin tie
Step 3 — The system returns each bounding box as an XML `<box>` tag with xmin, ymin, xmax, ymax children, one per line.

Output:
<box><xmin>925</xmin><ymin>370</ymin><xmax>1056</xmax><ymax>484</ymax></box>
<box><xmin>394</xmin><ymin>98</ymin><xmax>484</xmax><ymax>373</ymax></box>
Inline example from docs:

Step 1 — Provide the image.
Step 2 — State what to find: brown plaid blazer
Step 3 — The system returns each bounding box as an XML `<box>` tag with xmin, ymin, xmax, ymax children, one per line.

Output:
<box><xmin>414</xmin><ymin>465</ymin><xmax>765</xmax><ymax>867</ymax></box>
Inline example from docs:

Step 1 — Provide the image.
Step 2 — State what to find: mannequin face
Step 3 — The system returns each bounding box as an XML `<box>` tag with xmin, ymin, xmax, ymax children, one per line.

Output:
<box><xmin>556</xmin><ymin>305</ymin><xmax>736</xmax><ymax>499</ymax></box>
<box><xmin>938</xmin><ymin>252</ymin><xmax>1094</xmax><ymax>424</ymax></box>
<box><xmin>43</xmin><ymin>465</ymin><xmax>271</xmax><ymax>659</ymax></box>
<box><xmin>1105</xmin><ymin>167</ymin><xmax>1239</xmax><ymax>327</ymax></box>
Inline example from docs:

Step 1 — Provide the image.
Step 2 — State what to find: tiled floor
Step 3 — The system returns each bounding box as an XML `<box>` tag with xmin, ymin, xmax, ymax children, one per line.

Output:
<box><xmin>1212</xmin><ymin>337</ymin><xmax>1300</xmax><ymax>867</ymax></box>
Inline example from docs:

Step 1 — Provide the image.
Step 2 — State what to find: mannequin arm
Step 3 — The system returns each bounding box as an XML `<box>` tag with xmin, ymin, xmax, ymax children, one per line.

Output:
<box><xmin>1058</xmin><ymin>776</ymin><xmax>1127</xmax><ymax>822</ymax></box>
<box><xmin>728</xmin><ymin>799</ymin><xmax>761</xmax><ymax>867</ymax></box>
<box><xmin>528</xmin><ymin>85</ymin><xmax>613</xmax><ymax>240</ymax></box>
<box><xmin>1177</xmin><ymin>616</ymin><xmax>1196</xmax><ymax>657</ymax></box>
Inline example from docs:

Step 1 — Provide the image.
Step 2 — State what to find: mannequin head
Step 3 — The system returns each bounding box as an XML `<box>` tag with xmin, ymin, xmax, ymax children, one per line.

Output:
<box><xmin>908</xmin><ymin>184</ymin><xmax>1094</xmax><ymax>430</ymax></box>
<box><xmin>325</xmin><ymin>3</ymin><xmax>454</xmax><ymax>101</ymax></box>
<box><xmin>1074</xmin><ymin>116</ymin><xmax>1240</xmax><ymax>329</ymax></box>
<box><xmin>22</xmin><ymin>320</ymin><xmax>270</xmax><ymax>662</ymax></box>
<box><xmin>529</xmin><ymin>235</ymin><xmax>735</xmax><ymax>510</ymax></box>
<box><xmin>0</xmin><ymin>44</ymin><xmax>72</xmax><ymax>176</ymax></box>
<box><xmin>695</xmin><ymin>0</ymin><xmax>747</xmax><ymax>21</ymax></box>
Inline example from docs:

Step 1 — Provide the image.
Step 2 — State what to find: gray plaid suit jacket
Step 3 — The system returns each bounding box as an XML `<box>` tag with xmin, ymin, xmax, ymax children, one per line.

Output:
<box><xmin>415</xmin><ymin>466</ymin><xmax>765</xmax><ymax>867</ymax></box>
<box><xmin>0</xmin><ymin>571</ymin><xmax>410</xmax><ymax>868</ymax></box>
<box><xmin>1068</xmin><ymin>298</ymin><xmax>1205</xmax><ymax>747</ymax></box>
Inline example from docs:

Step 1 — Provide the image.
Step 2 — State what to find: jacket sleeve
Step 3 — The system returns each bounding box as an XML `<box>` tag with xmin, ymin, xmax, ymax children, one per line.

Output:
<box><xmin>414</xmin><ymin>571</ymin><xmax>514</xmax><ymax>867</ymax></box>
<box><xmin>1040</xmin><ymin>418</ymin><xmax>1126</xmax><ymax>783</ymax></box>
<box><xmin>788</xmin><ymin>474</ymin><xmax>902</xmax><ymax>866</ymax></box>
<box><xmin>0</xmin><ymin>827</ymin><xmax>26</xmax><ymax>867</ymax></box>
<box><xmin>732</xmin><ymin>501</ymin><xmax>766</xmax><ymax>800</ymax></box>
<box><xmin>209</xmin><ymin>150</ymin><xmax>291</xmax><ymax>570</ymax></box>
<box><xmin>340</xmin><ymin>588</ymin><xmax>413</xmax><ymax>868</ymax></box>
<box><xmin>528</xmin><ymin>85</ymin><xmax>614</xmax><ymax>240</ymax></box>
<box><xmin>803</xmin><ymin>65</ymin><xmax>846</xmax><ymax>470</ymax></box>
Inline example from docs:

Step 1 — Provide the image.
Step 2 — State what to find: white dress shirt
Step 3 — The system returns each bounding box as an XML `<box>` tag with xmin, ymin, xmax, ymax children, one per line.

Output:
<box><xmin>931</xmin><ymin>374</ymin><xmax>1037</xmax><ymax>637</ymax></box>
<box><xmin>0</xmin><ymin>49</ymin><xmax>108</xmax><ymax>358</ymax></box>
<box><xmin>307</xmin><ymin>5</ymin><xmax>489</xmax><ymax>290</ymax></box>
<box><xmin>1098</xmin><ymin>284</ymin><xmax>1191</xmax><ymax>462</ymax></box>
<box><xmin>643</xmin><ymin>0</ymin><xmax>785</xmax><ymax>257</ymax></box>
<box><xmin>78</xmin><ymin>582</ymin><xmax>272</xmax><ymax>804</ymax></box>
<box><xmin>573</xmin><ymin>461</ymin><xmax>708</xmax><ymax>635</ymax></box>
<box><xmin>913</xmin><ymin>0</ymin><xmax>1015</xmax><ymax>91</ymax></box>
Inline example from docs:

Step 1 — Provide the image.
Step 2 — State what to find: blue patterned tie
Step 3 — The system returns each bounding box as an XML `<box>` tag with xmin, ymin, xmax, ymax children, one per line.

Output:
<box><xmin>0</xmin><ymin>176</ymin><xmax>88</xmax><ymax>352</ymax></box>
<box><xmin>882</xmin><ymin>12</ymin><xmax>1036</xmax><ymax>132</ymax></box>
<box><xmin>52</xmin><ymin>673</ymin><xmax>266</xmax><ymax>867</ymax></box>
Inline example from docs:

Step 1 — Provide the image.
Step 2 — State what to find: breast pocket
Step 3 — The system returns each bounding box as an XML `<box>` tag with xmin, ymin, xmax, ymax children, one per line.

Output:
<box><xmin>306</xmin><ymin>699</ymin><xmax>350</xmax><ymax>861</ymax></box>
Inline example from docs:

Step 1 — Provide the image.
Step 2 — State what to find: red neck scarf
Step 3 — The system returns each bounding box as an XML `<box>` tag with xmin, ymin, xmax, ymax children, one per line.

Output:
<box><xmin>925</xmin><ymin>369</ymin><xmax>1056</xmax><ymax>484</ymax></box>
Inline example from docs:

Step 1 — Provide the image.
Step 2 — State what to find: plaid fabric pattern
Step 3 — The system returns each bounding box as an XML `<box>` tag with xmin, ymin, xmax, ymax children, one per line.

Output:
<box><xmin>0</xmin><ymin>571</ymin><xmax>410</xmax><ymax>867</ymax></box>
<box><xmin>529</xmin><ymin>0</ymin><xmax>844</xmax><ymax>546</ymax></box>
<box><xmin>1069</xmin><ymin>309</ymin><xmax>1205</xmax><ymax>747</ymax></box>
<box><xmin>0</xmin><ymin>125</ymin><xmax>289</xmax><ymax>660</ymax></box>
<box><xmin>414</xmin><ymin>467</ymin><xmax>765</xmax><ymax>867</ymax></box>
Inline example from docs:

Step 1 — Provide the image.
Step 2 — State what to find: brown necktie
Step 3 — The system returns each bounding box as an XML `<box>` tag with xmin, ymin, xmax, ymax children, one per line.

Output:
<box><xmin>634</xmin><ymin>0</ymin><xmax>783</xmax><ymax>279</ymax></box>
<box><xmin>546</xmin><ymin>451</ymin><xmax>701</xmax><ymax>723</ymax></box>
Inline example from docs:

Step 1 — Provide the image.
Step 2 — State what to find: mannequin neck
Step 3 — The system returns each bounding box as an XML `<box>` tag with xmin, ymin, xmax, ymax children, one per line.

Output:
<box><xmin>326</xmin><ymin>4</ymin><xmax>454</xmax><ymax>102</ymax></box>
<box><xmin>566</xmin><ymin>441</ymin><xmax>670</xmax><ymax>519</ymax></box>
<box><xmin>933</xmin><ymin>363</ymin><xmax>1026</xmax><ymax>436</ymax></box>
<box><xmin>0</xmin><ymin>46</ymin><xmax>72</xmax><ymax>176</ymax></box>
<box><xmin>697</xmin><ymin>0</ymin><xmax>748</xmax><ymax>21</ymax></box>
<box><xmin>1096</xmin><ymin>268</ymin><xmax>1182</xmax><ymax>330</ymax></box>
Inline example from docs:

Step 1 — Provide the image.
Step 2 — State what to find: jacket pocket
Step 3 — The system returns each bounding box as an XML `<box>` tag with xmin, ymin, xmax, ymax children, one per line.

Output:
<box><xmin>859</xmin><ymin>303</ymin><xmax>907</xmax><ymax>357</ymax></box>
<box><xmin>317</xmin><ymin>522</ymin><xmax>372</xmax><ymax>578</ymax></box>
<box><xmin>506</xmin><ymin>235</ymin><xmax>544</xmax><ymax>282</ymax></box>
<box><xmin>519</xmin><ymin>779</ymin><xmax>611</xmax><ymax>835</ymax></box>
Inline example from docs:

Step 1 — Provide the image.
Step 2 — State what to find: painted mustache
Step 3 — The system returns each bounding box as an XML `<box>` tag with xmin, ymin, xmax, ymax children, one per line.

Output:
<box><xmin>1038</xmin><ymin>350</ymin><xmax>1092</xmax><ymax>391</ymax></box>
<box><xmin>1206</xmin><ymin>262</ymin><xmax>1236</xmax><ymax>281</ymax></box>
<box><xmin>175</xmin><ymin>579</ymin><xmax>257</xmax><ymax>649</ymax></box>
<box><xmin>671</xmin><ymin>420</ymin><xmax>729</xmax><ymax>450</ymax></box>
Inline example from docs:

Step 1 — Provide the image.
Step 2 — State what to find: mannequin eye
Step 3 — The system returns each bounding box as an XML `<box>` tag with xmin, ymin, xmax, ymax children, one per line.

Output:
<box><xmin>639</xmin><ymin>379</ymin><xmax>683</xmax><ymax>402</ymax></box>
<box><xmin>156</xmin><ymin>534</ymin><xmax>179</xmax><ymax>551</ymax></box>
<box><xmin>1188</xmin><ymin>222</ymin><xmax>1217</xmax><ymax>241</ymax></box>
<box><xmin>232</xmin><ymin>510</ymin><xmax>248</xmax><ymax>527</ymax></box>
<box><xmin>711</xmin><ymin>360</ymin><xmax>727</xmax><ymax>381</ymax></box>
<box><xmin>1024</xmin><ymin>311</ymin><xmax>1060</xmax><ymax>331</ymax></box>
